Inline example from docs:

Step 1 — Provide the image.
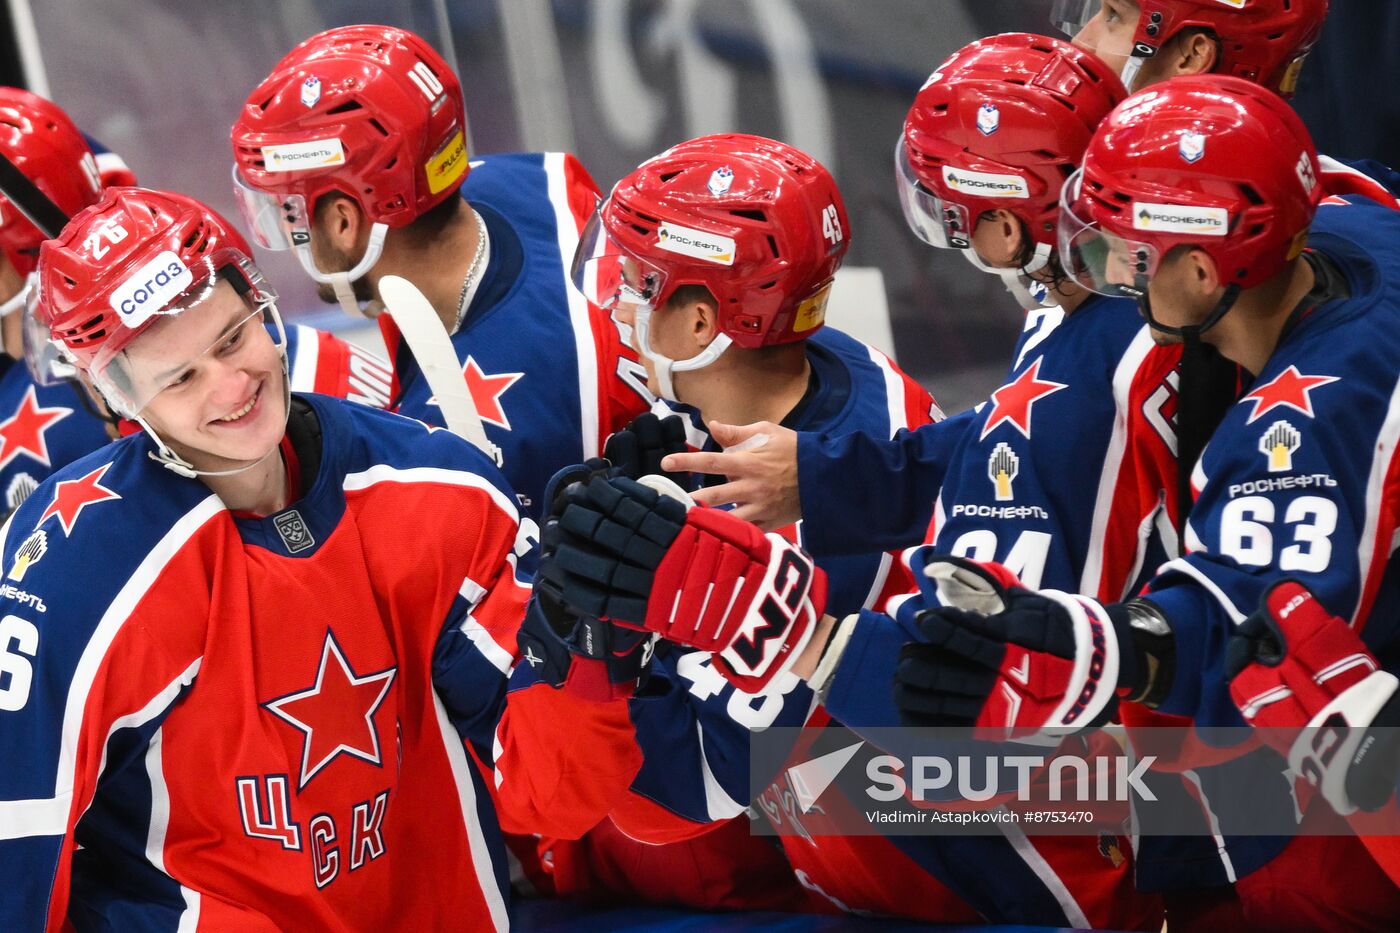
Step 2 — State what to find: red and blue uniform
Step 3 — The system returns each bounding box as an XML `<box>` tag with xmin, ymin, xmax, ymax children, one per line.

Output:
<box><xmin>0</xmin><ymin>393</ymin><xmax>641</xmax><ymax>932</ymax></box>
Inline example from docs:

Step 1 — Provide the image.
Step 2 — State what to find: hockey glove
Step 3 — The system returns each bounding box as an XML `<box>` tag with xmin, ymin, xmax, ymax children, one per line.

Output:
<box><xmin>1227</xmin><ymin>580</ymin><xmax>1400</xmax><ymax>813</ymax></box>
<box><xmin>603</xmin><ymin>412</ymin><xmax>691</xmax><ymax>487</ymax></box>
<box><xmin>894</xmin><ymin>555</ymin><xmax>1135</xmax><ymax>735</ymax></box>
<box><xmin>517</xmin><ymin>461</ymin><xmax>655</xmax><ymax>702</ymax></box>
<box><xmin>539</xmin><ymin>474</ymin><xmax>827</xmax><ymax>693</ymax></box>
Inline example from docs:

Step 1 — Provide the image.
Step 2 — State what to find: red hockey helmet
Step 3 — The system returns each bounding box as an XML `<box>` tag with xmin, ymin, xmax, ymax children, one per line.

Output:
<box><xmin>898</xmin><ymin>33</ymin><xmax>1126</xmax><ymax>272</ymax></box>
<box><xmin>36</xmin><ymin>188</ymin><xmax>281</xmax><ymax>416</ymax></box>
<box><xmin>0</xmin><ymin>88</ymin><xmax>102</xmax><ymax>280</ymax></box>
<box><xmin>1059</xmin><ymin>75</ymin><xmax>1321</xmax><ymax>305</ymax></box>
<box><xmin>573</xmin><ymin>133</ymin><xmax>849</xmax><ymax>350</ymax></box>
<box><xmin>230</xmin><ymin>24</ymin><xmax>469</xmax><ymax>245</ymax></box>
<box><xmin>1052</xmin><ymin>0</ymin><xmax>1328</xmax><ymax>94</ymax></box>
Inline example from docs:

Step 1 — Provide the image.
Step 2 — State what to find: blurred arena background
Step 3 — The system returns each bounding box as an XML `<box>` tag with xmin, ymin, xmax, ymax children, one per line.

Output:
<box><xmin>5</xmin><ymin>0</ymin><xmax>1395</xmax><ymax>414</ymax></box>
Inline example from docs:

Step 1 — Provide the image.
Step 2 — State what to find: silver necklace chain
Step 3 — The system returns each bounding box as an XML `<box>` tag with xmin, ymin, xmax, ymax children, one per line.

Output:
<box><xmin>453</xmin><ymin>208</ymin><xmax>489</xmax><ymax>333</ymax></box>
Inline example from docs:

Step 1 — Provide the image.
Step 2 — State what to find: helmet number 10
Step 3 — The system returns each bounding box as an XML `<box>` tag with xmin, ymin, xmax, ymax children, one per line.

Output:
<box><xmin>821</xmin><ymin>204</ymin><xmax>843</xmax><ymax>246</ymax></box>
<box><xmin>407</xmin><ymin>61</ymin><xmax>445</xmax><ymax>102</ymax></box>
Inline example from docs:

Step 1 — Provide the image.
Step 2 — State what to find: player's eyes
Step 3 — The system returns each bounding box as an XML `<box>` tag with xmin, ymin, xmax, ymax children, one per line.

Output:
<box><xmin>166</xmin><ymin>370</ymin><xmax>195</xmax><ymax>391</ymax></box>
<box><xmin>219</xmin><ymin>326</ymin><xmax>246</xmax><ymax>354</ymax></box>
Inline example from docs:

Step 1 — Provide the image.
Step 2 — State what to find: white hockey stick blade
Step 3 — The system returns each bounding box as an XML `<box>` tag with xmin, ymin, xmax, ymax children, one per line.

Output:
<box><xmin>377</xmin><ymin>275</ymin><xmax>499</xmax><ymax>462</ymax></box>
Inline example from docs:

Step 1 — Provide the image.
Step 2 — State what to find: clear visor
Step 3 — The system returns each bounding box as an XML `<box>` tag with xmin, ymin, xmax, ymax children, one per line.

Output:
<box><xmin>90</xmin><ymin>252</ymin><xmax>282</xmax><ymax>416</ymax></box>
<box><xmin>21</xmin><ymin>291</ymin><xmax>77</xmax><ymax>387</ymax></box>
<box><xmin>232</xmin><ymin>165</ymin><xmax>310</xmax><ymax>251</ymax></box>
<box><xmin>1049</xmin><ymin>0</ymin><xmax>1101</xmax><ymax>37</ymax></box>
<box><xmin>1056</xmin><ymin>169</ymin><xmax>1162</xmax><ymax>298</ymax></box>
<box><xmin>894</xmin><ymin>138</ymin><xmax>972</xmax><ymax>250</ymax></box>
<box><xmin>570</xmin><ymin>203</ymin><xmax>668</xmax><ymax>312</ymax></box>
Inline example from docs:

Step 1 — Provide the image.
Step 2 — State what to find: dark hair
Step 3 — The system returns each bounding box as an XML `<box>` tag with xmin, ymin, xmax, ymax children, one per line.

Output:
<box><xmin>313</xmin><ymin>188</ymin><xmax>464</xmax><ymax>247</ymax></box>
<box><xmin>663</xmin><ymin>284</ymin><xmax>717</xmax><ymax>310</ymax></box>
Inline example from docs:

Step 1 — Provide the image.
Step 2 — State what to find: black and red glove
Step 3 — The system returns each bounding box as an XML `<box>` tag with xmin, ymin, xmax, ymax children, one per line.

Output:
<box><xmin>1226</xmin><ymin>579</ymin><xmax>1400</xmax><ymax>813</ymax></box>
<box><xmin>538</xmin><ymin>474</ymin><xmax>826</xmax><ymax>693</ymax></box>
<box><xmin>893</xmin><ymin>555</ymin><xmax>1139</xmax><ymax>735</ymax></box>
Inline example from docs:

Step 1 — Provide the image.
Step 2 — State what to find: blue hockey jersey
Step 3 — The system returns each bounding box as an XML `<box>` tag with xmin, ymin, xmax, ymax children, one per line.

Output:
<box><xmin>382</xmin><ymin>153</ymin><xmax>650</xmax><ymax>522</ymax></box>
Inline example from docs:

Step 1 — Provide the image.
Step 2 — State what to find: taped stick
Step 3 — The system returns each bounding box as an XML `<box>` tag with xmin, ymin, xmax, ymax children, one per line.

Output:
<box><xmin>377</xmin><ymin>274</ymin><xmax>499</xmax><ymax>462</ymax></box>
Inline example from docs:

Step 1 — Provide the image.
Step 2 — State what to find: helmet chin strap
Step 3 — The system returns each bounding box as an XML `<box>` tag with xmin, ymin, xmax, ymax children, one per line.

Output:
<box><xmin>1121</xmin><ymin>54</ymin><xmax>1146</xmax><ymax>94</ymax></box>
<box><xmin>632</xmin><ymin>303</ymin><xmax>733</xmax><ymax>401</ymax></box>
<box><xmin>291</xmin><ymin>222</ymin><xmax>389</xmax><ymax>318</ymax></box>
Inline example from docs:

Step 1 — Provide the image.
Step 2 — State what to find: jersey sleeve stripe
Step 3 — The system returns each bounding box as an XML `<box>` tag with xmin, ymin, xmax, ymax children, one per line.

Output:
<box><xmin>1318</xmin><ymin>155</ymin><xmax>1400</xmax><ymax>210</ymax></box>
<box><xmin>1350</xmin><ymin>371</ymin><xmax>1400</xmax><ymax>628</ymax></box>
<box><xmin>0</xmin><ymin>657</ymin><xmax>202</xmax><ymax>841</ymax></box>
<box><xmin>142</xmin><ymin>722</ymin><xmax>203</xmax><ymax>929</ymax></box>
<box><xmin>865</xmin><ymin>345</ymin><xmax>908</xmax><ymax>438</ymax></box>
<box><xmin>456</xmin><ymin>574</ymin><xmax>514</xmax><ymax>676</ymax></box>
<box><xmin>544</xmin><ymin>151</ymin><xmax>601</xmax><ymax>459</ymax></box>
<box><xmin>1179</xmin><ymin>768</ymin><xmax>1238</xmax><ymax>883</ymax></box>
<box><xmin>1080</xmin><ymin>327</ymin><xmax>1154</xmax><ymax>600</ymax></box>
<box><xmin>55</xmin><ymin>496</ymin><xmax>224</xmax><ymax>802</ymax></box>
<box><xmin>431</xmin><ymin>692</ymin><xmax>509</xmax><ymax>932</ymax></box>
<box><xmin>997</xmin><ymin>817</ymin><xmax>1091</xmax><ymax>929</ymax></box>
<box><xmin>289</xmin><ymin>324</ymin><xmax>319</xmax><ymax>394</ymax></box>
<box><xmin>695</xmin><ymin>719</ymin><xmax>748</xmax><ymax>821</ymax></box>
<box><xmin>1152</xmin><ymin>556</ymin><xmax>1247</xmax><ymax>624</ymax></box>
<box><xmin>342</xmin><ymin>465</ymin><xmax>519</xmax><ymax>521</ymax></box>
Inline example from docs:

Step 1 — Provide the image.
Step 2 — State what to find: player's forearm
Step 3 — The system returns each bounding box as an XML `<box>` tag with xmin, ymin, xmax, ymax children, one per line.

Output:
<box><xmin>795</xmin><ymin>422</ymin><xmax>954</xmax><ymax>557</ymax></box>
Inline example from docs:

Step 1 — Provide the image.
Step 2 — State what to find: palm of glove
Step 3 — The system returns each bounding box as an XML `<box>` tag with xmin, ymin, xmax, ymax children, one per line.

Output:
<box><xmin>893</xmin><ymin>555</ymin><xmax>1123</xmax><ymax>735</ymax></box>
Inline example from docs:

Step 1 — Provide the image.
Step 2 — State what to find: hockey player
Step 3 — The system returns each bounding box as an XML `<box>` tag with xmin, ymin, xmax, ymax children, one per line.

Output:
<box><xmin>0</xmin><ymin>88</ymin><xmax>116</xmax><ymax>516</ymax></box>
<box><xmin>528</xmin><ymin>51</ymin><xmax>1159</xmax><ymax>929</ymax></box>
<box><xmin>0</xmin><ymin>87</ymin><xmax>393</xmax><ymax>523</ymax></box>
<box><xmin>888</xmin><ymin>76</ymin><xmax>1400</xmax><ymax>930</ymax></box>
<box><xmin>230</xmin><ymin>25</ymin><xmax>649</xmax><ymax>522</ymax></box>
<box><xmin>0</xmin><ymin>188</ymin><xmax>646</xmax><ymax>931</ymax></box>
<box><xmin>1053</xmin><ymin>0</ymin><xmax>1400</xmax><ymax>202</ymax></box>
<box><xmin>549</xmin><ymin>132</ymin><xmax>937</xmax><ymax>913</ymax></box>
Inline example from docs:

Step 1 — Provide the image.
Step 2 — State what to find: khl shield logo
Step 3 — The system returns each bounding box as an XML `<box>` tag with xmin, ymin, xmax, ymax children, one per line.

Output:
<box><xmin>976</xmin><ymin>103</ymin><xmax>1000</xmax><ymax>136</ymax></box>
<box><xmin>1178</xmin><ymin>131</ymin><xmax>1206</xmax><ymax>164</ymax></box>
<box><xmin>274</xmin><ymin>509</ymin><xmax>316</xmax><ymax>554</ymax></box>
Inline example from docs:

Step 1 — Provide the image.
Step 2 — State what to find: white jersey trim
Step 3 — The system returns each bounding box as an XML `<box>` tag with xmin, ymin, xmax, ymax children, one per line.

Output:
<box><xmin>996</xmin><ymin>809</ymin><xmax>1091</xmax><ymax>928</ymax></box>
<box><xmin>289</xmin><ymin>324</ymin><xmax>319</xmax><ymax>394</ymax></box>
<box><xmin>343</xmin><ymin>465</ymin><xmax>519</xmax><ymax>523</ymax></box>
<box><xmin>143</xmin><ymin>717</ymin><xmax>203</xmax><ymax>931</ymax></box>
<box><xmin>433</xmin><ymin>693</ymin><xmax>509</xmax><ymax>932</ymax></box>
<box><xmin>1080</xmin><ymin>327</ymin><xmax>1155</xmax><ymax>600</ymax></box>
<box><xmin>865</xmin><ymin>345</ymin><xmax>907</xmax><ymax>439</ymax></box>
<box><xmin>1351</xmin><ymin>372</ymin><xmax>1400</xmax><ymax>624</ymax></box>
<box><xmin>544</xmin><ymin>152</ymin><xmax>601</xmax><ymax>460</ymax></box>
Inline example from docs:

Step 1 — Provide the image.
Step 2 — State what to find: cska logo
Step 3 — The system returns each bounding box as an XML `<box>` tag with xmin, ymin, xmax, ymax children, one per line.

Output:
<box><xmin>1178</xmin><ymin>130</ymin><xmax>1206</xmax><ymax>164</ymax></box>
<box><xmin>976</xmin><ymin>102</ymin><xmax>1000</xmax><ymax>136</ymax></box>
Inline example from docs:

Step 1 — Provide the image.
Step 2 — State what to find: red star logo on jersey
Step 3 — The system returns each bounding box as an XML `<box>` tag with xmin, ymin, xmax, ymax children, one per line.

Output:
<box><xmin>264</xmin><ymin>630</ymin><xmax>397</xmax><ymax>790</ymax></box>
<box><xmin>426</xmin><ymin>356</ymin><xmax>523</xmax><ymax>431</ymax></box>
<box><xmin>38</xmin><ymin>463</ymin><xmax>122</xmax><ymax>536</ymax></box>
<box><xmin>979</xmin><ymin>359</ymin><xmax>1069</xmax><ymax>440</ymax></box>
<box><xmin>1242</xmin><ymin>366</ymin><xmax>1340</xmax><ymax>424</ymax></box>
<box><xmin>0</xmin><ymin>387</ymin><xmax>72</xmax><ymax>470</ymax></box>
